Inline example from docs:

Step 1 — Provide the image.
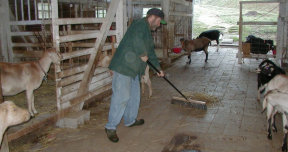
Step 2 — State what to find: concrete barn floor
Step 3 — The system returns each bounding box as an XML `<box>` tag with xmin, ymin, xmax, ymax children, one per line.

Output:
<box><xmin>13</xmin><ymin>46</ymin><xmax>284</xmax><ymax>152</ymax></box>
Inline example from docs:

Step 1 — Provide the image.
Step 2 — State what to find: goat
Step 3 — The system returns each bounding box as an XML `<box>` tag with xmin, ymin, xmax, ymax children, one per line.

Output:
<box><xmin>257</xmin><ymin>60</ymin><xmax>286</xmax><ymax>101</ymax></box>
<box><xmin>0</xmin><ymin>48</ymin><xmax>61</xmax><ymax>116</ymax></box>
<box><xmin>262</xmin><ymin>91</ymin><xmax>288</xmax><ymax>152</ymax></box>
<box><xmin>259</xmin><ymin>74</ymin><xmax>288</xmax><ymax>133</ymax></box>
<box><xmin>0</xmin><ymin>101</ymin><xmax>30</xmax><ymax>147</ymax></box>
<box><xmin>141</xmin><ymin>66</ymin><xmax>152</xmax><ymax>98</ymax></box>
<box><xmin>198</xmin><ymin>30</ymin><xmax>222</xmax><ymax>51</ymax></box>
<box><xmin>180</xmin><ymin>37</ymin><xmax>211</xmax><ymax>64</ymax></box>
<box><xmin>246</xmin><ymin>35</ymin><xmax>274</xmax><ymax>54</ymax></box>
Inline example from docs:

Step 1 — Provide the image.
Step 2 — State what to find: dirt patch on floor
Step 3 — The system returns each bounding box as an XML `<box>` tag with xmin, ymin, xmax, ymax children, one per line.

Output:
<box><xmin>162</xmin><ymin>133</ymin><xmax>201</xmax><ymax>152</ymax></box>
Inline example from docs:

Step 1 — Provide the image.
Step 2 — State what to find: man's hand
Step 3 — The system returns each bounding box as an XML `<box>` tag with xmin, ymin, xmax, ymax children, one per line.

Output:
<box><xmin>157</xmin><ymin>70</ymin><xmax>164</xmax><ymax>77</ymax></box>
<box><xmin>109</xmin><ymin>70</ymin><xmax>113</xmax><ymax>76</ymax></box>
<box><xmin>141</xmin><ymin>56</ymin><xmax>148</xmax><ymax>62</ymax></box>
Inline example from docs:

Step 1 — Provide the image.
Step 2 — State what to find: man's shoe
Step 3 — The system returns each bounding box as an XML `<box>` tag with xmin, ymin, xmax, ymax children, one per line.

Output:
<box><xmin>128</xmin><ymin>119</ymin><xmax>145</xmax><ymax>127</ymax></box>
<box><xmin>105</xmin><ymin>128</ymin><xmax>119</xmax><ymax>143</ymax></box>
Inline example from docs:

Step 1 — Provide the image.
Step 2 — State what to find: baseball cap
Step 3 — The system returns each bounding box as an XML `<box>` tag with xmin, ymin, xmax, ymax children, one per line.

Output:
<box><xmin>147</xmin><ymin>8</ymin><xmax>167</xmax><ymax>24</ymax></box>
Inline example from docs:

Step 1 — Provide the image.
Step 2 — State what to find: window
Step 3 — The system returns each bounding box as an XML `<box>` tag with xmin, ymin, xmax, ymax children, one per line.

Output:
<box><xmin>95</xmin><ymin>8</ymin><xmax>106</xmax><ymax>18</ymax></box>
<box><xmin>38</xmin><ymin>3</ymin><xmax>51</xmax><ymax>19</ymax></box>
<box><xmin>142</xmin><ymin>7</ymin><xmax>161</xmax><ymax>17</ymax></box>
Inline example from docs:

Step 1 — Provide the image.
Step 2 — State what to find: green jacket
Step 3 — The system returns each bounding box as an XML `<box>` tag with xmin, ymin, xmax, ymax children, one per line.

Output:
<box><xmin>108</xmin><ymin>18</ymin><xmax>161</xmax><ymax>78</ymax></box>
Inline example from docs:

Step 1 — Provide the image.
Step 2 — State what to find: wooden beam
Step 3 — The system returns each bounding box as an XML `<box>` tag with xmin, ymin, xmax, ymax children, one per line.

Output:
<box><xmin>54</xmin><ymin>18</ymin><xmax>108</xmax><ymax>25</ymax></box>
<box><xmin>169</xmin><ymin>11</ymin><xmax>193</xmax><ymax>17</ymax></box>
<box><xmin>51</xmin><ymin>0</ymin><xmax>62</xmax><ymax>111</ymax></box>
<box><xmin>116</xmin><ymin>0</ymin><xmax>125</xmax><ymax>42</ymax></box>
<box><xmin>27</xmin><ymin>0</ymin><xmax>31</xmax><ymax>20</ymax></box>
<box><xmin>240</xmin><ymin>0</ymin><xmax>279</xmax><ymax>4</ymax></box>
<box><xmin>1</xmin><ymin>0</ymin><xmax>13</xmax><ymax>62</ymax></box>
<box><xmin>0</xmin><ymin>0</ymin><xmax>9</xmax><ymax>61</ymax></box>
<box><xmin>10</xmin><ymin>32</ymin><xmax>51</xmax><ymax>36</ymax></box>
<box><xmin>61</xmin><ymin>48</ymin><xmax>94</xmax><ymax>60</ymax></box>
<box><xmin>75</xmin><ymin>0</ymin><xmax>121</xmax><ymax>110</ymax></box>
<box><xmin>170</xmin><ymin>0</ymin><xmax>190</xmax><ymax>6</ymax></box>
<box><xmin>57</xmin><ymin>64</ymin><xmax>87</xmax><ymax>78</ymax></box>
<box><xmin>13</xmin><ymin>50</ymin><xmax>43</xmax><ymax>58</ymax></box>
<box><xmin>236</xmin><ymin>53</ymin><xmax>276</xmax><ymax>59</ymax></box>
<box><xmin>71</xmin><ymin>42</ymin><xmax>118</xmax><ymax>49</ymax></box>
<box><xmin>12</xmin><ymin>43</ymin><xmax>52</xmax><ymax>47</ymax></box>
<box><xmin>238</xmin><ymin>2</ymin><xmax>243</xmax><ymax>64</ymax></box>
<box><xmin>237</xmin><ymin>21</ymin><xmax>278</xmax><ymax>25</ymax></box>
<box><xmin>10</xmin><ymin>20</ymin><xmax>52</xmax><ymax>25</ymax></box>
<box><xmin>59</xmin><ymin>31</ymin><xmax>116</xmax><ymax>43</ymax></box>
<box><xmin>162</xmin><ymin>0</ymin><xmax>170</xmax><ymax>62</ymax></box>
<box><xmin>69</xmin><ymin>30</ymin><xmax>115</xmax><ymax>35</ymax></box>
<box><xmin>59</xmin><ymin>33</ymin><xmax>100</xmax><ymax>43</ymax></box>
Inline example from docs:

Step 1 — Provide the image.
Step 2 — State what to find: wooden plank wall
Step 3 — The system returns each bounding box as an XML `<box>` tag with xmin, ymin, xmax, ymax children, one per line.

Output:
<box><xmin>169</xmin><ymin>1</ymin><xmax>193</xmax><ymax>47</ymax></box>
<box><xmin>51</xmin><ymin>0</ymin><xmax>125</xmax><ymax>111</ymax></box>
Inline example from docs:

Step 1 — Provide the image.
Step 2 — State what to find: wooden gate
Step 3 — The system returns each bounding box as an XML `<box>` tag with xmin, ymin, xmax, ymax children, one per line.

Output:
<box><xmin>51</xmin><ymin>0</ymin><xmax>126</xmax><ymax>111</ymax></box>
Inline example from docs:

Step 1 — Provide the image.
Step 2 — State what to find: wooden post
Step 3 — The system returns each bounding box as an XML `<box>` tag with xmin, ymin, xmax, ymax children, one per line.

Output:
<box><xmin>116</xmin><ymin>0</ymin><xmax>125</xmax><ymax>43</ymax></box>
<box><xmin>162</xmin><ymin>0</ymin><xmax>170</xmax><ymax>64</ymax></box>
<box><xmin>51</xmin><ymin>0</ymin><xmax>62</xmax><ymax>111</ymax></box>
<box><xmin>276</xmin><ymin>0</ymin><xmax>285</xmax><ymax>66</ymax></box>
<box><xmin>282</xmin><ymin>0</ymin><xmax>288</xmax><ymax>66</ymax></box>
<box><xmin>127</xmin><ymin>0</ymin><xmax>133</xmax><ymax>26</ymax></box>
<box><xmin>0</xmin><ymin>0</ymin><xmax>12</xmax><ymax>62</ymax></box>
<box><xmin>191</xmin><ymin>0</ymin><xmax>195</xmax><ymax>37</ymax></box>
<box><xmin>238</xmin><ymin>2</ymin><xmax>243</xmax><ymax>64</ymax></box>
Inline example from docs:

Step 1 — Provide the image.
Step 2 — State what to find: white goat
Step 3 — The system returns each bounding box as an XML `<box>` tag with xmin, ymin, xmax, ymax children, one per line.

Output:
<box><xmin>262</xmin><ymin>91</ymin><xmax>288</xmax><ymax>152</ymax></box>
<box><xmin>258</xmin><ymin>74</ymin><xmax>288</xmax><ymax>101</ymax></box>
<box><xmin>141</xmin><ymin>66</ymin><xmax>152</xmax><ymax>98</ymax></box>
<box><xmin>0</xmin><ymin>101</ymin><xmax>30</xmax><ymax>148</ymax></box>
<box><xmin>0</xmin><ymin>48</ymin><xmax>61</xmax><ymax>116</ymax></box>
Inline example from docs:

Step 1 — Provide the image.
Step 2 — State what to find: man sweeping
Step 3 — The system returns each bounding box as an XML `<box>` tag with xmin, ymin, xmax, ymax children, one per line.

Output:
<box><xmin>105</xmin><ymin>8</ymin><xmax>166</xmax><ymax>142</ymax></box>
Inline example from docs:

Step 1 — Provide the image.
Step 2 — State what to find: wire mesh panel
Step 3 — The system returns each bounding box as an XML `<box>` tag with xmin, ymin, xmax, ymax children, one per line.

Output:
<box><xmin>238</xmin><ymin>1</ymin><xmax>279</xmax><ymax>62</ymax></box>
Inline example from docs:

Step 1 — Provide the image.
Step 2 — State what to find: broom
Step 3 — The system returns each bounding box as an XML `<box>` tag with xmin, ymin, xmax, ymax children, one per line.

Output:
<box><xmin>147</xmin><ymin>60</ymin><xmax>207</xmax><ymax>110</ymax></box>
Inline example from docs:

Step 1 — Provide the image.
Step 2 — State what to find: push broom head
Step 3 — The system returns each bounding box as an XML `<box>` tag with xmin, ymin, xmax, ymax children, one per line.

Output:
<box><xmin>171</xmin><ymin>96</ymin><xmax>207</xmax><ymax>110</ymax></box>
<box><xmin>171</xmin><ymin>92</ymin><xmax>220</xmax><ymax>110</ymax></box>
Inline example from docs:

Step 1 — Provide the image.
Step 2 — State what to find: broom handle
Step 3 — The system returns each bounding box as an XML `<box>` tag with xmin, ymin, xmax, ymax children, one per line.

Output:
<box><xmin>147</xmin><ymin>60</ymin><xmax>188</xmax><ymax>100</ymax></box>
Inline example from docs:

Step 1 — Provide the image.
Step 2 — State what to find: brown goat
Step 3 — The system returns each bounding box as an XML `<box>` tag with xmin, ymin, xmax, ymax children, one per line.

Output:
<box><xmin>180</xmin><ymin>37</ymin><xmax>211</xmax><ymax>64</ymax></box>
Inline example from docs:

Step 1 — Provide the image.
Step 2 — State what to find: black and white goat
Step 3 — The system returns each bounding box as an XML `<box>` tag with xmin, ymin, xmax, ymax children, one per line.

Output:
<box><xmin>262</xmin><ymin>90</ymin><xmax>288</xmax><ymax>152</ymax></box>
<box><xmin>257</xmin><ymin>59</ymin><xmax>286</xmax><ymax>101</ymax></box>
<box><xmin>197</xmin><ymin>30</ymin><xmax>222</xmax><ymax>51</ymax></box>
<box><xmin>246</xmin><ymin>35</ymin><xmax>274</xmax><ymax>54</ymax></box>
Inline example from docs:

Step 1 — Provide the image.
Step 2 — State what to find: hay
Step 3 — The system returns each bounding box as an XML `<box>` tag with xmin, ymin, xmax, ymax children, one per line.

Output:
<box><xmin>182</xmin><ymin>91</ymin><xmax>220</xmax><ymax>104</ymax></box>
